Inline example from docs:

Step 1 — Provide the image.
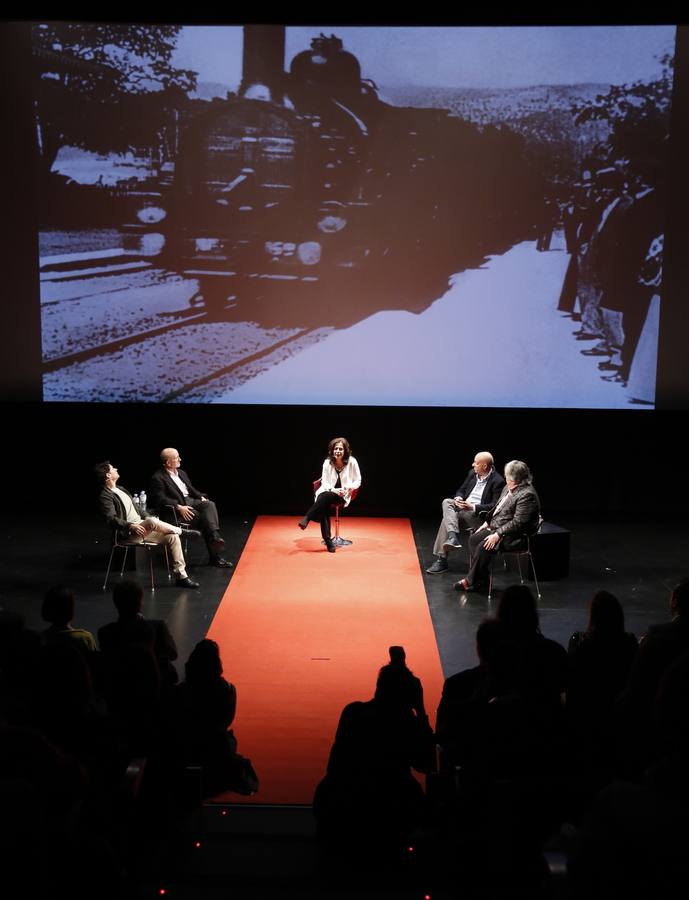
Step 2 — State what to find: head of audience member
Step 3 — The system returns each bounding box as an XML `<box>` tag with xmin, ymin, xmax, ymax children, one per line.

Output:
<box><xmin>328</xmin><ymin>436</ymin><xmax>351</xmax><ymax>465</ymax></box>
<box><xmin>497</xmin><ymin>584</ymin><xmax>540</xmax><ymax>638</ymax></box>
<box><xmin>475</xmin><ymin>617</ymin><xmax>510</xmax><ymax>667</ymax></box>
<box><xmin>94</xmin><ymin>461</ymin><xmax>118</xmax><ymax>488</ymax></box>
<box><xmin>161</xmin><ymin>447</ymin><xmax>182</xmax><ymax>473</ymax></box>
<box><xmin>587</xmin><ymin>590</ymin><xmax>625</xmax><ymax>636</ymax></box>
<box><xmin>472</xmin><ymin>451</ymin><xmax>494</xmax><ymax>477</ymax></box>
<box><xmin>41</xmin><ymin>586</ymin><xmax>76</xmax><ymax>629</ymax></box>
<box><xmin>185</xmin><ymin>638</ymin><xmax>223</xmax><ymax>686</ymax></box>
<box><xmin>375</xmin><ymin>647</ymin><xmax>422</xmax><ymax>713</ymax></box>
<box><xmin>112</xmin><ymin>580</ymin><xmax>144</xmax><ymax>620</ymax></box>
<box><xmin>503</xmin><ymin>460</ymin><xmax>532</xmax><ymax>489</ymax></box>
<box><xmin>670</xmin><ymin>578</ymin><xmax>689</xmax><ymax>619</ymax></box>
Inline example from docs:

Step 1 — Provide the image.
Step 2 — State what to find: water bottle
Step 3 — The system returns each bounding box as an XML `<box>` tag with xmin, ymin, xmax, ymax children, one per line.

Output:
<box><xmin>139</xmin><ymin>490</ymin><xmax>147</xmax><ymax>515</ymax></box>
<box><xmin>133</xmin><ymin>493</ymin><xmax>140</xmax><ymax>515</ymax></box>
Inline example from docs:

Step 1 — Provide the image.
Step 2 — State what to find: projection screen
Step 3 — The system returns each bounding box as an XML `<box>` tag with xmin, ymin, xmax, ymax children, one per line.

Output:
<box><xmin>34</xmin><ymin>23</ymin><xmax>676</xmax><ymax>408</ymax></box>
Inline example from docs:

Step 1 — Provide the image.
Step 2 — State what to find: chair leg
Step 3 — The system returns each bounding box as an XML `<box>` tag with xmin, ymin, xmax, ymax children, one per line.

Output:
<box><xmin>516</xmin><ymin>553</ymin><xmax>525</xmax><ymax>584</ymax></box>
<box><xmin>164</xmin><ymin>544</ymin><xmax>171</xmax><ymax>580</ymax></box>
<box><xmin>147</xmin><ymin>547</ymin><xmax>155</xmax><ymax>593</ymax></box>
<box><xmin>103</xmin><ymin>546</ymin><xmax>117</xmax><ymax>590</ymax></box>
<box><xmin>331</xmin><ymin>505</ymin><xmax>353</xmax><ymax>548</ymax></box>
<box><xmin>529</xmin><ymin>551</ymin><xmax>542</xmax><ymax>600</ymax></box>
<box><xmin>489</xmin><ymin>549</ymin><xmax>542</xmax><ymax>601</ymax></box>
<box><xmin>119</xmin><ymin>545</ymin><xmax>129</xmax><ymax>577</ymax></box>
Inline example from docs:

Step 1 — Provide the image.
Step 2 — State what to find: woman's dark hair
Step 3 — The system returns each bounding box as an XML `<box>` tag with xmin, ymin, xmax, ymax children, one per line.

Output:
<box><xmin>185</xmin><ymin>638</ymin><xmax>223</xmax><ymax>684</ymax></box>
<box><xmin>328</xmin><ymin>437</ymin><xmax>351</xmax><ymax>465</ymax></box>
<box><xmin>588</xmin><ymin>590</ymin><xmax>625</xmax><ymax>634</ymax></box>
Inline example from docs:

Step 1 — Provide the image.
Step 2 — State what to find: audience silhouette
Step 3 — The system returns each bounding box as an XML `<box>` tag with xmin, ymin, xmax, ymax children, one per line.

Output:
<box><xmin>2</xmin><ymin>574</ymin><xmax>689</xmax><ymax>897</ymax></box>
<box><xmin>160</xmin><ymin>638</ymin><xmax>258</xmax><ymax>801</ymax></box>
<box><xmin>314</xmin><ymin>646</ymin><xmax>435</xmax><ymax>859</ymax></box>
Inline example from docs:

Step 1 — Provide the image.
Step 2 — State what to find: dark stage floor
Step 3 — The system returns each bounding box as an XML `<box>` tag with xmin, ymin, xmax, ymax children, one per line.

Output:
<box><xmin>1</xmin><ymin>511</ymin><xmax>687</xmax><ymax>683</ymax></box>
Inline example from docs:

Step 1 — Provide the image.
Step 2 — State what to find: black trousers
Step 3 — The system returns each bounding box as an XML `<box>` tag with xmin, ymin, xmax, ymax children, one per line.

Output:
<box><xmin>467</xmin><ymin>529</ymin><xmax>528</xmax><ymax>586</ymax></box>
<box><xmin>304</xmin><ymin>491</ymin><xmax>345</xmax><ymax>540</ymax></box>
<box><xmin>186</xmin><ymin>498</ymin><xmax>221</xmax><ymax>554</ymax></box>
<box><xmin>160</xmin><ymin>498</ymin><xmax>221</xmax><ymax>558</ymax></box>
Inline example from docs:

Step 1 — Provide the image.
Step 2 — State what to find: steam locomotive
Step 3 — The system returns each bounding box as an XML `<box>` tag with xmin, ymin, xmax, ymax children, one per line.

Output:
<box><xmin>155</xmin><ymin>27</ymin><xmax>537</xmax><ymax>319</ymax></box>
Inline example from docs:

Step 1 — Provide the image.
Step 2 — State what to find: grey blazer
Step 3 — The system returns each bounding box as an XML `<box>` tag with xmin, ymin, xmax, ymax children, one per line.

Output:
<box><xmin>487</xmin><ymin>484</ymin><xmax>540</xmax><ymax>538</ymax></box>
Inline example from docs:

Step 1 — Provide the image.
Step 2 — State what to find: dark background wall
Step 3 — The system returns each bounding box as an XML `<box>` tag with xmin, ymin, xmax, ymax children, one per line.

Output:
<box><xmin>0</xmin><ymin>401</ymin><xmax>683</xmax><ymax>518</ymax></box>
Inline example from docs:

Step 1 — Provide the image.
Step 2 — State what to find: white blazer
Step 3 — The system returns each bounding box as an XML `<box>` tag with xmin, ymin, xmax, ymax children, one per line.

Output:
<box><xmin>315</xmin><ymin>456</ymin><xmax>362</xmax><ymax>507</ymax></box>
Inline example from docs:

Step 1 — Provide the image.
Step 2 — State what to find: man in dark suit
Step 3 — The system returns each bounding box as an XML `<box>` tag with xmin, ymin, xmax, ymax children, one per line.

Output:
<box><xmin>454</xmin><ymin>460</ymin><xmax>540</xmax><ymax>593</ymax></box>
<box><xmin>149</xmin><ymin>448</ymin><xmax>232</xmax><ymax>568</ymax></box>
<box><xmin>426</xmin><ymin>451</ymin><xmax>506</xmax><ymax>574</ymax></box>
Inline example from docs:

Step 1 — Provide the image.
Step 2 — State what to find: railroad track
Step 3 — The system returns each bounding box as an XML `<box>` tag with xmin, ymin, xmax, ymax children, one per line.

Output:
<box><xmin>42</xmin><ymin>307</ymin><xmax>208</xmax><ymax>373</ymax></box>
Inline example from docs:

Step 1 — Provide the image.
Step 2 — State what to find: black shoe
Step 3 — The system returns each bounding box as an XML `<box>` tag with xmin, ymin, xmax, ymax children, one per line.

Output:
<box><xmin>184</xmin><ymin>528</ymin><xmax>203</xmax><ymax>538</ymax></box>
<box><xmin>210</xmin><ymin>535</ymin><xmax>225</xmax><ymax>552</ymax></box>
<box><xmin>426</xmin><ymin>558</ymin><xmax>448</xmax><ymax>574</ymax></box>
<box><xmin>581</xmin><ymin>347</ymin><xmax>609</xmax><ymax>357</ymax></box>
<box><xmin>176</xmin><ymin>576</ymin><xmax>200</xmax><ymax>589</ymax></box>
<box><xmin>443</xmin><ymin>532</ymin><xmax>462</xmax><ymax>551</ymax></box>
<box><xmin>575</xmin><ymin>332</ymin><xmax>603</xmax><ymax>341</ymax></box>
<box><xmin>298</xmin><ymin>517</ymin><xmax>309</xmax><ymax>530</ymax></box>
<box><xmin>210</xmin><ymin>558</ymin><xmax>233</xmax><ymax>568</ymax></box>
<box><xmin>325</xmin><ymin>539</ymin><xmax>336</xmax><ymax>553</ymax></box>
<box><xmin>602</xmin><ymin>373</ymin><xmax>627</xmax><ymax>385</ymax></box>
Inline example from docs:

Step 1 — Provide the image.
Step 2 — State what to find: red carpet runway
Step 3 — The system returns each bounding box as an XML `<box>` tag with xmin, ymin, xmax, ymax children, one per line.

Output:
<box><xmin>207</xmin><ymin>515</ymin><xmax>444</xmax><ymax>804</ymax></box>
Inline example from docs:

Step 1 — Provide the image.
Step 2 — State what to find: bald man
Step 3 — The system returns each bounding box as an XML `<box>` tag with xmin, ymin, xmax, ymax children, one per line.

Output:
<box><xmin>149</xmin><ymin>448</ymin><xmax>232</xmax><ymax>569</ymax></box>
<box><xmin>426</xmin><ymin>452</ymin><xmax>505</xmax><ymax>574</ymax></box>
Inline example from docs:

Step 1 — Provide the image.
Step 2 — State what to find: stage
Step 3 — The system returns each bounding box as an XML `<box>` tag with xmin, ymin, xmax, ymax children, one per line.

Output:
<box><xmin>3</xmin><ymin>509</ymin><xmax>681</xmax><ymax>659</ymax></box>
<box><xmin>2</xmin><ymin>509</ymin><xmax>685</xmax><ymax>803</ymax></box>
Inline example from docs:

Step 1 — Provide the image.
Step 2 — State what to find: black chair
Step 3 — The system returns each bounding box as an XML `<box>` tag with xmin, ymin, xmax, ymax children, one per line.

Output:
<box><xmin>103</xmin><ymin>530</ymin><xmax>171</xmax><ymax>593</ymax></box>
<box><xmin>487</xmin><ymin>533</ymin><xmax>541</xmax><ymax>601</ymax></box>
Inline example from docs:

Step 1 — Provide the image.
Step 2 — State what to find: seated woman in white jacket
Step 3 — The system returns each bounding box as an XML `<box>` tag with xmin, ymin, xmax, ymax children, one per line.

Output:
<box><xmin>298</xmin><ymin>437</ymin><xmax>362</xmax><ymax>552</ymax></box>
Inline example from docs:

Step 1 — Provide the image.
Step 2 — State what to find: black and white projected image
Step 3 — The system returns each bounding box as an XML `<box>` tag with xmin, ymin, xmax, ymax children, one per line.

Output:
<box><xmin>35</xmin><ymin>24</ymin><xmax>675</xmax><ymax>407</ymax></box>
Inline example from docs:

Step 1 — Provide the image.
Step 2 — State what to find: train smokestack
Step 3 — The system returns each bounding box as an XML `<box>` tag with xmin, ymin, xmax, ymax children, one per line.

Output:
<box><xmin>240</xmin><ymin>25</ymin><xmax>285</xmax><ymax>101</ymax></box>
